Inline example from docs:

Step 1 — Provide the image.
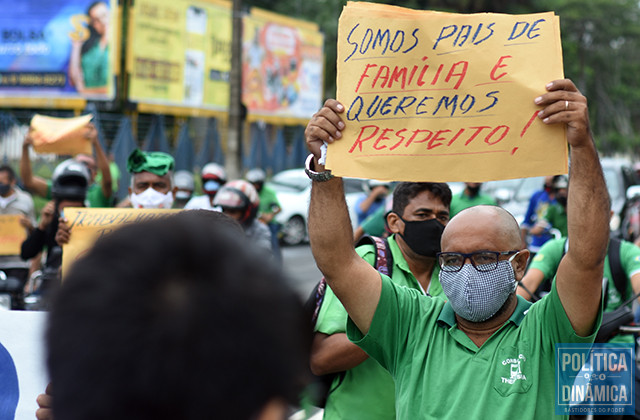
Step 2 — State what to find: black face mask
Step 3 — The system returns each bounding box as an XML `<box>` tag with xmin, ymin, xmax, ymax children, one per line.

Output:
<box><xmin>396</xmin><ymin>215</ymin><xmax>445</xmax><ymax>257</ymax></box>
<box><xmin>556</xmin><ymin>194</ymin><xmax>567</xmax><ymax>207</ymax></box>
<box><xmin>0</xmin><ymin>183</ymin><xmax>10</xmax><ymax>196</ymax></box>
<box><xmin>467</xmin><ymin>185</ymin><xmax>481</xmax><ymax>197</ymax></box>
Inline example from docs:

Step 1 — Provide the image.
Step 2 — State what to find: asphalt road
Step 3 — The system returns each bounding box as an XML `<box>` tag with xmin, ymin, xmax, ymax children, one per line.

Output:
<box><xmin>281</xmin><ymin>244</ymin><xmax>321</xmax><ymax>299</ymax></box>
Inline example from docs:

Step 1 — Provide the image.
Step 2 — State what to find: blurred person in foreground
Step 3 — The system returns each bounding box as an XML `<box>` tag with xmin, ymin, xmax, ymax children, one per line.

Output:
<box><xmin>304</xmin><ymin>79</ymin><xmax>609</xmax><ymax>419</ymax></box>
<box><xmin>38</xmin><ymin>210</ymin><xmax>310</xmax><ymax>420</ymax></box>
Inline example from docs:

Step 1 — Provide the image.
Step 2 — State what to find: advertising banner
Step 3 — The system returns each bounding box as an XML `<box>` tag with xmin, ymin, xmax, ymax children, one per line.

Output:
<box><xmin>0</xmin><ymin>0</ymin><xmax>118</xmax><ymax>104</ymax></box>
<box><xmin>126</xmin><ymin>0</ymin><xmax>232</xmax><ymax>114</ymax></box>
<box><xmin>328</xmin><ymin>2</ymin><xmax>567</xmax><ymax>182</ymax></box>
<box><xmin>242</xmin><ymin>8</ymin><xmax>324</xmax><ymax>123</ymax></box>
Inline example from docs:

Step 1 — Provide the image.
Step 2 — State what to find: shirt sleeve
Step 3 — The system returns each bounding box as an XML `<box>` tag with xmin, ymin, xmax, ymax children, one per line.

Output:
<box><xmin>314</xmin><ymin>244</ymin><xmax>377</xmax><ymax>335</ymax></box>
<box><xmin>21</xmin><ymin>227</ymin><xmax>46</xmax><ymax>260</ymax></box>
<box><xmin>526</xmin><ymin>279</ymin><xmax>602</xmax><ymax>354</ymax></box>
<box><xmin>346</xmin><ymin>274</ymin><xmax>439</xmax><ymax>376</ymax></box>
<box><xmin>528</xmin><ymin>238</ymin><xmax>565</xmax><ymax>281</ymax></box>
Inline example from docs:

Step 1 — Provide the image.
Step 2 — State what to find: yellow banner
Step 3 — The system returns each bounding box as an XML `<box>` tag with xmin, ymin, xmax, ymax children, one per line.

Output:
<box><xmin>0</xmin><ymin>215</ymin><xmax>28</xmax><ymax>256</ymax></box>
<box><xmin>127</xmin><ymin>0</ymin><xmax>232</xmax><ymax>111</ymax></box>
<box><xmin>329</xmin><ymin>2</ymin><xmax>567</xmax><ymax>182</ymax></box>
<box><xmin>61</xmin><ymin>208</ymin><xmax>180</xmax><ymax>274</ymax></box>
<box><xmin>31</xmin><ymin>114</ymin><xmax>93</xmax><ymax>155</ymax></box>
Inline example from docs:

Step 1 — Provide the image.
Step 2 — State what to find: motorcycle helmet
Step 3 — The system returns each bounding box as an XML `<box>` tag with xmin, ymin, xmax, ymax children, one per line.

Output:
<box><xmin>174</xmin><ymin>170</ymin><xmax>195</xmax><ymax>201</ymax></box>
<box><xmin>51</xmin><ymin>159</ymin><xmax>90</xmax><ymax>202</ymax></box>
<box><xmin>552</xmin><ymin>175</ymin><xmax>568</xmax><ymax>190</ymax></box>
<box><xmin>213</xmin><ymin>180</ymin><xmax>260</xmax><ymax>226</ymax></box>
<box><xmin>245</xmin><ymin>168</ymin><xmax>266</xmax><ymax>184</ymax></box>
<box><xmin>201</xmin><ymin>163</ymin><xmax>227</xmax><ymax>197</ymax></box>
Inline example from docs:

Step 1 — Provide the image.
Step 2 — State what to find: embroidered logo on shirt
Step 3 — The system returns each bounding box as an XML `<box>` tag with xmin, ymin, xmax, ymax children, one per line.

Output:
<box><xmin>501</xmin><ymin>354</ymin><xmax>527</xmax><ymax>384</ymax></box>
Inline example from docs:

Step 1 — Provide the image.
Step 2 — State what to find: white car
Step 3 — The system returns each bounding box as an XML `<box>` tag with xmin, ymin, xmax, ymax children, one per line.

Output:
<box><xmin>267</xmin><ymin>169</ymin><xmax>367</xmax><ymax>246</ymax></box>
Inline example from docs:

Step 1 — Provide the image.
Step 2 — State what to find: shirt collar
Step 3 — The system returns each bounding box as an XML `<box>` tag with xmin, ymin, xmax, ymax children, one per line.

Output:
<box><xmin>0</xmin><ymin>191</ymin><xmax>17</xmax><ymax>209</ymax></box>
<box><xmin>437</xmin><ymin>294</ymin><xmax>532</xmax><ymax>328</ymax></box>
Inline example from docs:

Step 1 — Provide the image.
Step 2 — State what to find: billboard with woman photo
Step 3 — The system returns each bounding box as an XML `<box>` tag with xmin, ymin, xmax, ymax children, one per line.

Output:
<box><xmin>0</xmin><ymin>0</ymin><xmax>117</xmax><ymax>104</ymax></box>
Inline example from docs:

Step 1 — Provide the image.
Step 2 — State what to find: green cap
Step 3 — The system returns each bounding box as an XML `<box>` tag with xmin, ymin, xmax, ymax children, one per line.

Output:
<box><xmin>127</xmin><ymin>149</ymin><xmax>175</xmax><ymax>176</ymax></box>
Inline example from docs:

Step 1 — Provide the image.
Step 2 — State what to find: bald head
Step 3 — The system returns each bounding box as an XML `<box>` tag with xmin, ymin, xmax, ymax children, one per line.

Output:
<box><xmin>442</xmin><ymin>205</ymin><xmax>522</xmax><ymax>252</ymax></box>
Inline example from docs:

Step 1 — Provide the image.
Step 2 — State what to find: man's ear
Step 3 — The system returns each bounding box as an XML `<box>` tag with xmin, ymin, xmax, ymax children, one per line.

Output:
<box><xmin>513</xmin><ymin>250</ymin><xmax>530</xmax><ymax>281</ymax></box>
<box><xmin>128</xmin><ymin>187</ymin><xmax>132</xmax><ymax>196</ymax></box>
<box><xmin>172</xmin><ymin>186</ymin><xmax>178</xmax><ymax>198</ymax></box>
<box><xmin>386</xmin><ymin>211</ymin><xmax>403</xmax><ymax>234</ymax></box>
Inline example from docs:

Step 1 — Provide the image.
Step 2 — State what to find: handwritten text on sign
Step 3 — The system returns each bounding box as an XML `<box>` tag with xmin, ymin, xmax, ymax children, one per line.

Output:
<box><xmin>328</xmin><ymin>4</ymin><xmax>567</xmax><ymax>182</ymax></box>
<box><xmin>61</xmin><ymin>208</ymin><xmax>180</xmax><ymax>275</ymax></box>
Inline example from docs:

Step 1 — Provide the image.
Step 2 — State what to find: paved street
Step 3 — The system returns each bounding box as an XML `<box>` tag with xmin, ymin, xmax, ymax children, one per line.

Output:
<box><xmin>281</xmin><ymin>244</ymin><xmax>322</xmax><ymax>299</ymax></box>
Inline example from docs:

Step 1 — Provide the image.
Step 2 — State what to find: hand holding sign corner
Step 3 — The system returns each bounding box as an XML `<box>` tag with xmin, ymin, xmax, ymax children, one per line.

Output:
<box><xmin>326</xmin><ymin>4</ymin><xmax>567</xmax><ymax>182</ymax></box>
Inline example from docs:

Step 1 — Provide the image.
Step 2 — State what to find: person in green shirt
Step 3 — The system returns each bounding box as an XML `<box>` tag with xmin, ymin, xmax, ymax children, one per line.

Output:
<box><xmin>449</xmin><ymin>182</ymin><xmax>497</xmax><ymax>217</ymax></box>
<box><xmin>312</xmin><ymin>182</ymin><xmax>451</xmax><ymax>419</ymax></box>
<box><xmin>246</xmin><ymin>168</ymin><xmax>282</xmax><ymax>261</ymax></box>
<box><xmin>304</xmin><ymin>79</ymin><xmax>609</xmax><ymax>419</ymax></box>
<box><xmin>518</xmin><ymin>236</ymin><xmax>640</xmax><ymax>342</ymax></box>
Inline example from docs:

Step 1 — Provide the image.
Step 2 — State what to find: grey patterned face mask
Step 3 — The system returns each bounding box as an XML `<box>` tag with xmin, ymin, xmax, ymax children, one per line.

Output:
<box><xmin>439</xmin><ymin>256</ymin><xmax>518</xmax><ymax>322</ymax></box>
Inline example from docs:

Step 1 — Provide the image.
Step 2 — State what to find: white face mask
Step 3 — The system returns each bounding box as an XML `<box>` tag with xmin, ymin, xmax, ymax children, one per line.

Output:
<box><xmin>130</xmin><ymin>187</ymin><xmax>174</xmax><ymax>209</ymax></box>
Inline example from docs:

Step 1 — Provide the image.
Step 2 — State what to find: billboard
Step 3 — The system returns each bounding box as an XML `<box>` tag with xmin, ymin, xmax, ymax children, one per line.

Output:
<box><xmin>126</xmin><ymin>0</ymin><xmax>232</xmax><ymax>115</ymax></box>
<box><xmin>242</xmin><ymin>8</ymin><xmax>324</xmax><ymax>123</ymax></box>
<box><xmin>0</xmin><ymin>0</ymin><xmax>118</xmax><ymax>105</ymax></box>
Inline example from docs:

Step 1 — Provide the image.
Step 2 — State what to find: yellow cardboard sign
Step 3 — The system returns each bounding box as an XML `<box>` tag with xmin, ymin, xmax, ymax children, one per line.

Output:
<box><xmin>30</xmin><ymin>114</ymin><xmax>93</xmax><ymax>155</ymax></box>
<box><xmin>0</xmin><ymin>215</ymin><xmax>28</xmax><ymax>256</ymax></box>
<box><xmin>329</xmin><ymin>2</ymin><xmax>567</xmax><ymax>182</ymax></box>
<box><xmin>61</xmin><ymin>208</ymin><xmax>181</xmax><ymax>275</ymax></box>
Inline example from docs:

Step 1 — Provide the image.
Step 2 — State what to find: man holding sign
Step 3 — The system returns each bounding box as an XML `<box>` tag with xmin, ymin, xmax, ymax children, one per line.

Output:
<box><xmin>305</xmin><ymin>77</ymin><xmax>609</xmax><ymax>419</ymax></box>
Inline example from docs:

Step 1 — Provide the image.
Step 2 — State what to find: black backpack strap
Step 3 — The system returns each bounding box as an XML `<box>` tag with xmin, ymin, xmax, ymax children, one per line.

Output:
<box><xmin>607</xmin><ymin>238</ymin><xmax>628</xmax><ymax>300</ymax></box>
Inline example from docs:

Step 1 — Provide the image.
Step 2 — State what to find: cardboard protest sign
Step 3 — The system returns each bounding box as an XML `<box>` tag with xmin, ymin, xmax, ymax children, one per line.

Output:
<box><xmin>328</xmin><ymin>2</ymin><xmax>567</xmax><ymax>182</ymax></box>
<box><xmin>0</xmin><ymin>215</ymin><xmax>28</xmax><ymax>256</ymax></box>
<box><xmin>61</xmin><ymin>207</ymin><xmax>180</xmax><ymax>275</ymax></box>
<box><xmin>30</xmin><ymin>114</ymin><xmax>93</xmax><ymax>155</ymax></box>
<box><xmin>0</xmin><ymin>311</ymin><xmax>48</xmax><ymax>420</ymax></box>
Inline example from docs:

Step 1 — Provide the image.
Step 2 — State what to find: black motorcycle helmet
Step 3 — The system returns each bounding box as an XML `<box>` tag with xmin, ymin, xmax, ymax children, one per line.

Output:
<box><xmin>51</xmin><ymin>159</ymin><xmax>90</xmax><ymax>202</ymax></box>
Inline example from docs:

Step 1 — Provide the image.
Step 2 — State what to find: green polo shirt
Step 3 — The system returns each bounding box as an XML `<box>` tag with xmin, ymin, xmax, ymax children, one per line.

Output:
<box><xmin>315</xmin><ymin>234</ymin><xmax>443</xmax><ymax>419</ymax></box>
<box><xmin>530</xmin><ymin>237</ymin><xmax>640</xmax><ymax>343</ymax></box>
<box><xmin>360</xmin><ymin>205</ymin><xmax>387</xmax><ymax>237</ymax></box>
<box><xmin>541</xmin><ymin>203</ymin><xmax>568</xmax><ymax>237</ymax></box>
<box><xmin>450</xmin><ymin>192</ymin><xmax>497</xmax><ymax>217</ymax></box>
<box><xmin>258</xmin><ymin>185</ymin><xmax>280</xmax><ymax>225</ymax></box>
<box><xmin>347</xmin><ymin>275</ymin><xmax>601</xmax><ymax>420</ymax></box>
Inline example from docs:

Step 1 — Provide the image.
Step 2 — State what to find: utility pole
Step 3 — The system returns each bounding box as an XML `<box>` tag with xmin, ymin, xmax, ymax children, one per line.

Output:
<box><xmin>227</xmin><ymin>0</ymin><xmax>243</xmax><ymax>180</ymax></box>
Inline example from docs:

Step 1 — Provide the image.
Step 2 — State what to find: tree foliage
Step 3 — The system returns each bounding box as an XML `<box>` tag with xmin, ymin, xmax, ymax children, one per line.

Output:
<box><xmin>245</xmin><ymin>0</ymin><xmax>640</xmax><ymax>156</ymax></box>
